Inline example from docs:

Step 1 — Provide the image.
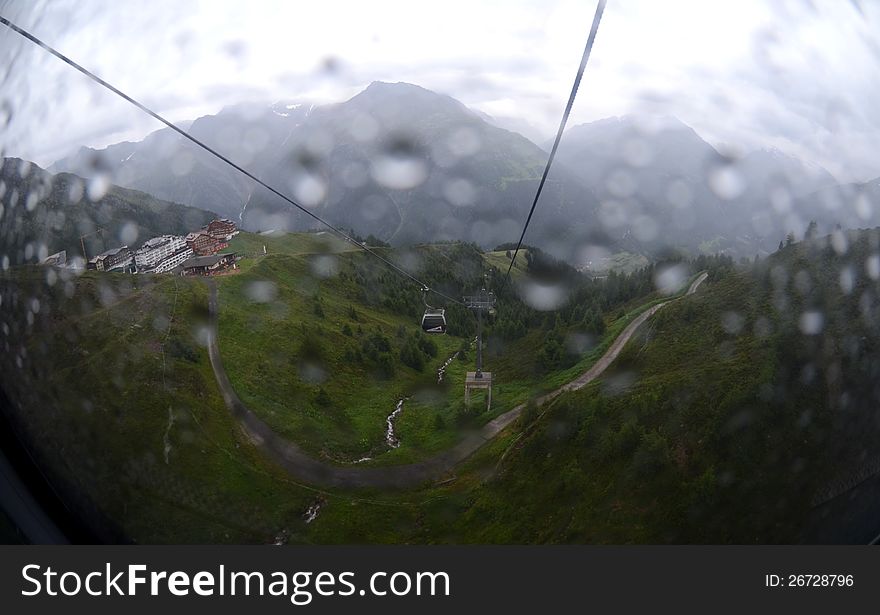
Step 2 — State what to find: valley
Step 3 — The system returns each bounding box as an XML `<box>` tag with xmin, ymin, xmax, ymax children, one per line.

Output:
<box><xmin>48</xmin><ymin>83</ymin><xmax>879</xmax><ymax>262</ymax></box>
<box><xmin>2</xmin><ymin>78</ymin><xmax>880</xmax><ymax>546</ymax></box>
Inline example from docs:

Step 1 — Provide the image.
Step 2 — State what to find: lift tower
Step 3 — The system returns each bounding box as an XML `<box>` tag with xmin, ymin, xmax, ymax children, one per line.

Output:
<box><xmin>462</xmin><ymin>287</ymin><xmax>496</xmax><ymax>409</ymax></box>
<box><xmin>79</xmin><ymin>228</ymin><xmax>106</xmax><ymax>264</ymax></box>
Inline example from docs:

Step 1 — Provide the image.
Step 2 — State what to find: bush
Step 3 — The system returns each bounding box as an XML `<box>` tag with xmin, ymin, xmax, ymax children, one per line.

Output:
<box><xmin>631</xmin><ymin>431</ymin><xmax>671</xmax><ymax>479</ymax></box>
<box><xmin>417</xmin><ymin>334</ymin><xmax>438</xmax><ymax>358</ymax></box>
<box><xmin>315</xmin><ymin>387</ymin><xmax>332</xmax><ymax>407</ymax></box>
<box><xmin>299</xmin><ymin>333</ymin><xmax>324</xmax><ymax>361</ymax></box>
<box><xmin>400</xmin><ymin>340</ymin><xmax>425</xmax><ymax>371</ymax></box>
<box><xmin>519</xmin><ymin>399</ymin><xmax>539</xmax><ymax>427</ymax></box>
<box><xmin>375</xmin><ymin>353</ymin><xmax>396</xmax><ymax>379</ymax></box>
<box><xmin>167</xmin><ymin>337</ymin><xmax>199</xmax><ymax>363</ymax></box>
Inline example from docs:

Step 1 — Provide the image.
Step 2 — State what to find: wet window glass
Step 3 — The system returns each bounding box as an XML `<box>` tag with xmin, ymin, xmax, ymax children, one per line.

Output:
<box><xmin>1</xmin><ymin>0</ymin><xmax>879</xmax><ymax>544</ymax></box>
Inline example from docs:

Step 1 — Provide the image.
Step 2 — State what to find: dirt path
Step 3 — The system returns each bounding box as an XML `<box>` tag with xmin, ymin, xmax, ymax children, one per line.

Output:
<box><xmin>206</xmin><ymin>272</ymin><xmax>707</xmax><ymax>489</ymax></box>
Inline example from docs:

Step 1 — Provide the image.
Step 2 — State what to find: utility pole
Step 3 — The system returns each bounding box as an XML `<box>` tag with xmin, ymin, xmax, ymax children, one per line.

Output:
<box><xmin>463</xmin><ymin>287</ymin><xmax>495</xmax><ymax>377</ymax></box>
<box><xmin>79</xmin><ymin>228</ymin><xmax>105</xmax><ymax>263</ymax></box>
<box><xmin>463</xmin><ymin>285</ymin><xmax>496</xmax><ymax>409</ymax></box>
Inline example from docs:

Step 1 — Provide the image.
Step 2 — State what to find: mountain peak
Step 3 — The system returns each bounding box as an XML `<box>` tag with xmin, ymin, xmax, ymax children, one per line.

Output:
<box><xmin>346</xmin><ymin>81</ymin><xmax>475</xmax><ymax>122</ymax></box>
<box><xmin>365</xmin><ymin>80</ymin><xmax>427</xmax><ymax>92</ymax></box>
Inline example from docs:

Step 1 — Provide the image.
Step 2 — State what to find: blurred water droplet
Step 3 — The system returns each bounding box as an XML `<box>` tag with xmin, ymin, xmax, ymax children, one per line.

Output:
<box><xmin>623</xmin><ymin>138</ymin><xmax>652</xmax><ymax>167</ymax></box>
<box><xmin>361</xmin><ymin>194</ymin><xmax>392</xmax><ymax>221</ymax></box>
<box><xmin>87</xmin><ymin>175</ymin><xmax>109</xmax><ymax>202</ymax></box>
<box><xmin>519</xmin><ymin>279</ymin><xmax>567</xmax><ymax>311</ymax></box>
<box><xmin>320</xmin><ymin>55</ymin><xmax>341</xmax><ymax>74</ymax></box>
<box><xmin>341</xmin><ymin>162</ymin><xmax>368</xmax><ymax>188</ymax></box>
<box><xmin>708</xmin><ymin>164</ymin><xmax>745</xmax><ymax>200</ymax></box>
<box><xmin>222</xmin><ymin>39</ymin><xmax>247</xmax><ymax>59</ymax></box>
<box><xmin>598</xmin><ymin>200</ymin><xmax>627</xmax><ymax>228</ymax></box>
<box><xmin>306</xmin><ymin>130</ymin><xmax>334</xmax><ymax>158</ymax></box>
<box><xmin>606</xmin><ymin>169</ymin><xmax>636</xmax><ymax>198</ymax></box>
<box><xmin>153</xmin><ymin>314</ymin><xmax>171</xmax><ymax>333</ymax></box>
<box><xmin>653</xmin><ymin>263</ymin><xmax>687</xmax><ymax>295</ymax></box>
<box><xmin>770</xmin><ymin>186</ymin><xmax>792</xmax><ymax>213</ymax></box>
<box><xmin>98</xmin><ymin>283</ymin><xmax>116</xmax><ymax>307</ymax></box>
<box><xmin>839</xmin><ymin>266</ymin><xmax>855</xmax><ymax>294</ymax></box>
<box><xmin>349</xmin><ymin>113</ymin><xmax>379</xmax><ymax>142</ymax></box>
<box><xmin>447</xmin><ymin>127</ymin><xmax>481</xmax><ymax>158</ymax></box>
<box><xmin>855</xmin><ymin>193</ymin><xmax>872</xmax><ymax>220</ymax></box>
<box><xmin>721</xmin><ymin>311</ymin><xmax>744</xmax><ymax>334</ymax></box>
<box><xmin>565</xmin><ymin>332</ymin><xmax>596</xmax><ymax>354</ymax></box>
<box><xmin>799</xmin><ymin>311</ymin><xmax>824</xmax><ymax>335</ymax></box>
<box><xmin>444</xmin><ymin>177</ymin><xmax>476</xmax><ymax>206</ymax></box>
<box><xmin>119</xmin><ymin>222</ymin><xmax>138</xmax><ymax>246</ymax></box>
<box><xmin>25</xmin><ymin>191</ymin><xmax>39</xmax><ymax>211</ymax></box>
<box><xmin>633</xmin><ymin>215</ymin><xmax>658</xmax><ymax>242</ymax></box>
<box><xmin>310</xmin><ymin>254</ymin><xmax>338</xmax><ymax>279</ymax></box>
<box><xmin>794</xmin><ymin>270</ymin><xmax>812</xmax><ymax>295</ymax></box>
<box><xmin>291</xmin><ymin>173</ymin><xmax>326</xmax><ymax>207</ymax></box>
<box><xmin>298</xmin><ymin>361</ymin><xmax>326</xmax><ymax>384</ymax></box>
<box><xmin>68</xmin><ymin>179</ymin><xmax>84</xmax><ymax>204</ymax></box>
<box><xmin>244</xmin><ymin>280</ymin><xmax>278</xmax><ymax>303</ymax></box>
<box><xmin>830</xmin><ymin>228</ymin><xmax>848</xmax><ymax>255</ymax></box>
<box><xmin>577</xmin><ymin>244</ymin><xmax>611</xmax><ymax>272</ymax></box>
<box><xmin>193</xmin><ymin>324</ymin><xmax>211</xmax><ymax>347</ymax></box>
<box><xmin>666</xmin><ymin>180</ymin><xmax>692</xmax><ymax>208</ymax></box>
<box><xmin>866</xmin><ymin>254</ymin><xmax>880</xmax><ymax>280</ymax></box>
<box><xmin>371</xmin><ymin>137</ymin><xmax>427</xmax><ymax>190</ymax></box>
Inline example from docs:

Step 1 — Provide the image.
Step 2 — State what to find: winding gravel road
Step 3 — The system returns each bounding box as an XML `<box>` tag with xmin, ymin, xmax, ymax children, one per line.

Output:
<box><xmin>206</xmin><ymin>272</ymin><xmax>707</xmax><ymax>489</ymax></box>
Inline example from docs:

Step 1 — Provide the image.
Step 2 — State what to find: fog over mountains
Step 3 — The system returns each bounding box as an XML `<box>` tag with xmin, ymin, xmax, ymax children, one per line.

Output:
<box><xmin>51</xmin><ymin>81</ymin><xmax>879</xmax><ymax>262</ymax></box>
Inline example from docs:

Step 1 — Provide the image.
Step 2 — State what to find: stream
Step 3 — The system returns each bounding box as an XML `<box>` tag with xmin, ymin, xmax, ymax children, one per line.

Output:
<box><xmin>384</xmin><ymin>398</ymin><xmax>406</xmax><ymax>449</ymax></box>
<box><xmin>436</xmin><ymin>351</ymin><xmax>460</xmax><ymax>384</ymax></box>
<box><xmin>303</xmin><ymin>500</ymin><xmax>322</xmax><ymax>524</ymax></box>
<box><xmin>350</xmin><ymin>348</ymin><xmax>463</xmax><ymax>463</ymax></box>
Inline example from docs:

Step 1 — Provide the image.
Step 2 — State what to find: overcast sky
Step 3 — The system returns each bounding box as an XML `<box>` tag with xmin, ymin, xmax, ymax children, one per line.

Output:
<box><xmin>0</xmin><ymin>0</ymin><xmax>878</xmax><ymax>182</ymax></box>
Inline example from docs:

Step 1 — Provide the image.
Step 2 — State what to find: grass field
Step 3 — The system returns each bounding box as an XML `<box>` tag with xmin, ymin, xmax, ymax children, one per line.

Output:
<box><xmin>2</xmin><ymin>268</ymin><xmax>323</xmax><ymax>543</ymax></box>
<box><xmin>4</xmin><ymin>235</ymin><xmax>766</xmax><ymax>544</ymax></box>
<box><xmin>214</xmin><ymin>236</ymin><xmax>700</xmax><ymax>466</ymax></box>
<box><xmin>482</xmin><ymin>249</ymin><xmax>529</xmax><ymax>278</ymax></box>
<box><xmin>215</xmin><ymin>251</ymin><xmax>464</xmax><ymax>462</ymax></box>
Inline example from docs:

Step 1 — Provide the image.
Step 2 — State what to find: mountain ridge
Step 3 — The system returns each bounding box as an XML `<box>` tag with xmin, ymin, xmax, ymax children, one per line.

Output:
<box><xmin>50</xmin><ymin>81</ymin><xmax>864</xmax><ymax>260</ymax></box>
<box><xmin>0</xmin><ymin>157</ymin><xmax>217</xmax><ymax>265</ymax></box>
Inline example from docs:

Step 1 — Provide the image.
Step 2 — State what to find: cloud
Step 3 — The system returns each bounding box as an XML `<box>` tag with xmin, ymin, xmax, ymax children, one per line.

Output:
<box><xmin>1</xmin><ymin>0</ymin><xmax>878</xmax><ymax>182</ymax></box>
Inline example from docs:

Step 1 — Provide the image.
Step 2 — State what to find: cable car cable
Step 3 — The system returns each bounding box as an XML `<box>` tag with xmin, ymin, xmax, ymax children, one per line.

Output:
<box><xmin>498</xmin><ymin>0</ymin><xmax>607</xmax><ymax>294</ymax></box>
<box><xmin>0</xmin><ymin>15</ymin><xmax>465</xmax><ymax>308</ymax></box>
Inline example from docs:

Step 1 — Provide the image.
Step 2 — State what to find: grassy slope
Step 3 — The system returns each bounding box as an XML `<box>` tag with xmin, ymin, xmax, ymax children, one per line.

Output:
<box><xmin>215</xmin><ymin>234</ymin><xmax>695</xmax><ymax>465</ymax></box>
<box><xmin>482</xmin><ymin>249</ymin><xmax>529</xmax><ymax>277</ymax></box>
<box><xmin>4</xmin><ymin>236</ymin><xmax>766</xmax><ymax>544</ymax></box>
<box><xmin>411</xmin><ymin>266</ymin><xmax>834</xmax><ymax>544</ymax></box>
<box><xmin>217</xmin><ymin>253</ymin><xmax>462</xmax><ymax>461</ymax></box>
<box><xmin>305</xmin><ymin>268</ymin><xmax>826</xmax><ymax>544</ymax></box>
<box><xmin>2</xmin><ymin>268</ymin><xmax>324</xmax><ymax>543</ymax></box>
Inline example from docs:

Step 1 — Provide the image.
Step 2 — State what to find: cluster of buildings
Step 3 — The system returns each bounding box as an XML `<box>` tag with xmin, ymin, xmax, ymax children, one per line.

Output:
<box><xmin>84</xmin><ymin>218</ymin><xmax>239</xmax><ymax>276</ymax></box>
